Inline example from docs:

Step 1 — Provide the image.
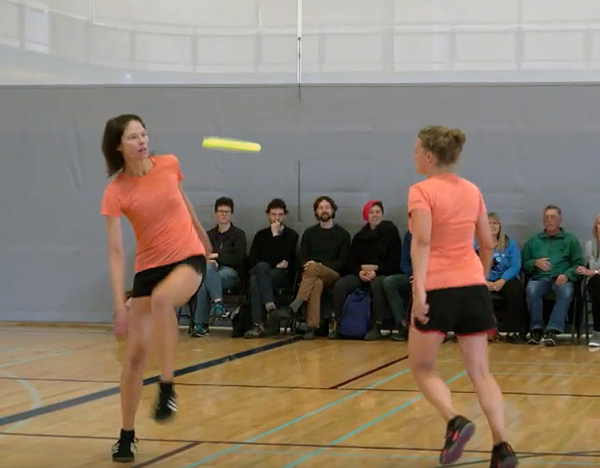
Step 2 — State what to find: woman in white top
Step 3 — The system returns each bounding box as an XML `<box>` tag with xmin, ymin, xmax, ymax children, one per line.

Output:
<box><xmin>576</xmin><ymin>213</ymin><xmax>600</xmax><ymax>347</ymax></box>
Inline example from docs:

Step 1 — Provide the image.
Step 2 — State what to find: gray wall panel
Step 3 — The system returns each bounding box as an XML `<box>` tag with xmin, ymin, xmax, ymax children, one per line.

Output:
<box><xmin>0</xmin><ymin>84</ymin><xmax>598</xmax><ymax>322</ymax></box>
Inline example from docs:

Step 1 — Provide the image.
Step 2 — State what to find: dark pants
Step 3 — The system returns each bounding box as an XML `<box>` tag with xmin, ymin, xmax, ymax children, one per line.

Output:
<box><xmin>492</xmin><ymin>278</ymin><xmax>529</xmax><ymax>334</ymax></box>
<box><xmin>587</xmin><ymin>275</ymin><xmax>600</xmax><ymax>332</ymax></box>
<box><xmin>249</xmin><ymin>262</ymin><xmax>291</xmax><ymax>324</ymax></box>
<box><xmin>333</xmin><ymin>274</ymin><xmax>388</xmax><ymax>322</ymax></box>
<box><xmin>382</xmin><ymin>273</ymin><xmax>411</xmax><ymax>325</ymax></box>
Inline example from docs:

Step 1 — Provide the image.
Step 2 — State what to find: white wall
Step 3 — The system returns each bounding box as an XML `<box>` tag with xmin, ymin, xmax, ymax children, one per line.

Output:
<box><xmin>2</xmin><ymin>0</ymin><xmax>600</xmax><ymax>84</ymax></box>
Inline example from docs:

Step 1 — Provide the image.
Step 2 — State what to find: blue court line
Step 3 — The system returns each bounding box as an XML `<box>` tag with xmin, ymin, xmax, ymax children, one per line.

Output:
<box><xmin>0</xmin><ymin>337</ymin><xmax>298</xmax><ymax>428</ymax></box>
<box><xmin>280</xmin><ymin>371</ymin><xmax>466</xmax><ymax>468</ymax></box>
<box><xmin>179</xmin><ymin>366</ymin><xmax>416</xmax><ymax>468</ymax></box>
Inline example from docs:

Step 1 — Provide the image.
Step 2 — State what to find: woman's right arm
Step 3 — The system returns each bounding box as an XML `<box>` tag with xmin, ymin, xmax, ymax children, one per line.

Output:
<box><xmin>105</xmin><ymin>216</ymin><xmax>126</xmax><ymax>312</ymax></box>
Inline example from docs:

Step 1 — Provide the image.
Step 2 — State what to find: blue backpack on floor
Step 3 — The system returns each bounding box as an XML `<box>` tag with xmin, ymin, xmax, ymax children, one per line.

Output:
<box><xmin>338</xmin><ymin>289</ymin><xmax>371</xmax><ymax>338</ymax></box>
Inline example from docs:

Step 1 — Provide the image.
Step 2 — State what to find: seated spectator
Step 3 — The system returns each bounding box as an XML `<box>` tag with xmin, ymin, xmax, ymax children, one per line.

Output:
<box><xmin>476</xmin><ymin>212</ymin><xmax>528</xmax><ymax>343</ymax></box>
<box><xmin>190</xmin><ymin>197</ymin><xmax>247</xmax><ymax>337</ymax></box>
<box><xmin>245</xmin><ymin>198</ymin><xmax>299</xmax><ymax>338</ymax></box>
<box><xmin>522</xmin><ymin>205</ymin><xmax>584</xmax><ymax>346</ymax></box>
<box><xmin>288</xmin><ymin>196</ymin><xmax>351</xmax><ymax>340</ymax></box>
<box><xmin>333</xmin><ymin>200</ymin><xmax>401</xmax><ymax>340</ymax></box>
<box><xmin>576</xmin><ymin>213</ymin><xmax>600</xmax><ymax>347</ymax></box>
<box><xmin>382</xmin><ymin>230</ymin><xmax>412</xmax><ymax>341</ymax></box>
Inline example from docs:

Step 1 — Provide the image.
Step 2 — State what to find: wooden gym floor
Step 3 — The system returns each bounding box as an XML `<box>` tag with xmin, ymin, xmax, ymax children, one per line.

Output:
<box><xmin>0</xmin><ymin>324</ymin><xmax>599</xmax><ymax>467</ymax></box>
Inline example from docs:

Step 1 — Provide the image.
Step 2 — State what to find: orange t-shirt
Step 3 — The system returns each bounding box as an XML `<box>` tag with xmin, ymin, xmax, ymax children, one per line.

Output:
<box><xmin>407</xmin><ymin>173</ymin><xmax>486</xmax><ymax>291</ymax></box>
<box><xmin>101</xmin><ymin>154</ymin><xmax>205</xmax><ymax>273</ymax></box>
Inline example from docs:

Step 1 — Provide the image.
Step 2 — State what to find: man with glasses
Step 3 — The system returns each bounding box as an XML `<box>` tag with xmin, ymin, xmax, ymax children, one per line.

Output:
<box><xmin>190</xmin><ymin>197</ymin><xmax>247</xmax><ymax>337</ymax></box>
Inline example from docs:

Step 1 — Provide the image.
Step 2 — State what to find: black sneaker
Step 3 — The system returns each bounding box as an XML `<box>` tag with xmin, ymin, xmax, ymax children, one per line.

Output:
<box><xmin>506</xmin><ymin>333</ymin><xmax>527</xmax><ymax>344</ymax></box>
<box><xmin>153</xmin><ymin>382</ymin><xmax>177</xmax><ymax>422</ymax></box>
<box><xmin>528</xmin><ymin>329</ymin><xmax>543</xmax><ymax>345</ymax></box>
<box><xmin>439</xmin><ymin>415</ymin><xmax>476</xmax><ymax>466</ymax></box>
<box><xmin>542</xmin><ymin>330</ymin><xmax>557</xmax><ymax>347</ymax></box>
<box><xmin>111</xmin><ymin>429</ymin><xmax>137</xmax><ymax>463</ymax></box>
<box><xmin>391</xmin><ymin>326</ymin><xmax>409</xmax><ymax>342</ymax></box>
<box><xmin>303</xmin><ymin>327</ymin><xmax>316</xmax><ymax>340</ymax></box>
<box><xmin>364</xmin><ymin>324</ymin><xmax>382</xmax><ymax>341</ymax></box>
<box><xmin>490</xmin><ymin>441</ymin><xmax>519</xmax><ymax>468</ymax></box>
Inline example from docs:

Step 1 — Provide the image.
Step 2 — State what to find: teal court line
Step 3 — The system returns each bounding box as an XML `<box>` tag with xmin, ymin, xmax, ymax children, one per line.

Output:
<box><xmin>179</xmin><ymin>366</ymin><xmax>416</xmax><ymax>467</ymax></box>
<box><xmin>279</xmin><ymin>371</ymin><xmax>466</xmax><ymax>468</ymax></box>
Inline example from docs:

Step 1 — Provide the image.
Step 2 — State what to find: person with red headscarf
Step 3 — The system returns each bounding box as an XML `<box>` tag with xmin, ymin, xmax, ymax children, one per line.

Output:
<box><xmin>331</xmin><ymin>200</ymin><xmax>402</xmax><ymax>339</ymax></box>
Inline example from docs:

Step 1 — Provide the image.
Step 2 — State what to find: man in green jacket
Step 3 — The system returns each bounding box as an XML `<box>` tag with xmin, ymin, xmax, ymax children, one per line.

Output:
<box><xmin>522</xmin><ymin>205</ymin><xmax>584</xmax><ymax>346</ymax></box>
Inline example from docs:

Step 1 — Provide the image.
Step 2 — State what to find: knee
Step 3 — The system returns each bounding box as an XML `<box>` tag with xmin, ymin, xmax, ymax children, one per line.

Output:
<box><xmin>526</xmin><ymin>281</ymin><xmax>540</xmax><ymax>299</ymax></box>
<box><xmin>333</xmin><ymin>277</ymin><xmax>347</xmax><ymax>293</ymax></box>
<box><xmin>409</xmin><ymin>358</ymin><xmax>436</xmax><ymax>375</ymax></box>
<box><xmin>207</xmin><ymin>262</ymin><xmax>218</xmax><ymax>275</ymax></box>
<box><xmin>126</xmin><ymin>344</ymin><xmax>150</xmax><ymax>372</ymax></box>
<box><xmin>557</xmin><ymin>282</ymin><xmax>574</xmax><ymax>299</ymax></box>
<box><xmin>304</xmin><ymin>262</ymin><xmax>320</xmax><ymax>276</ymax></box>
<box><xmin>150</xmin><ymin>291</ymin><xmax>173</xmax><ymax>314</ymax></box>
<box><xmin>382</xmin><ymin>275</ymin><xmax>395</xmax><ymax>292</ymax></box>
<box><xmin>254</xmin><ymin>262</ymin><xmax>270</xmax><ymax>273</ymax></box>
<box><xmin>371</xmin><ymin>275</ymin><xmax>385</xmax><ymax>289</ymax></box>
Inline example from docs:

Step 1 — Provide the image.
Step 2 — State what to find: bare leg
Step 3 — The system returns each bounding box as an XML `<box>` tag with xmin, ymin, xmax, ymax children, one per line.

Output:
<box><xmin>457</xmin><ymin>333</ymin><xmax>506</xmax><ymax>445</ymax></box>
<box><xmin>120</xmin><ymin>298</ymin><xmax>153</xmax><ymax>430</ymax></box>
<box><xmin>151</xmin><ymin>265</ymin><xmax>202</xmax><ymax>382</ymax></box>
<box><xmin>408</xmin><ymin>327</ymin><xmax>457</xmax><ymax>421</ymax></box>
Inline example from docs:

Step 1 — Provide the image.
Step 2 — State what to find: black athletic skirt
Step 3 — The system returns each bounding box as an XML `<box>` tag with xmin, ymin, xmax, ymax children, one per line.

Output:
<box><xmin>413</xmin><ymin>285</ymin><xmax>497</xmax><ymax>336</ymax></box>
<box><xmin>131</xmin><ymin>255</ymin><xmax>206</xmax><ymax>298</ymax></box>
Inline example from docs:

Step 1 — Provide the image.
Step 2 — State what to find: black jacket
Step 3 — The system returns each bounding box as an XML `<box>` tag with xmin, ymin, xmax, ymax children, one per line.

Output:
<box><xmin>207</xmin><ymin>224</ymin><xmax>247</xmax><ymax>274</ymax></box>
<box><xmin>249</xmin><ymin>225</ymin><xmax>299</xmax><ymax>274</ymax></box>
<box><xmin>347</xmin><ymin>220</ymin><xmax>402</xmax><ymax>276</ymax></box>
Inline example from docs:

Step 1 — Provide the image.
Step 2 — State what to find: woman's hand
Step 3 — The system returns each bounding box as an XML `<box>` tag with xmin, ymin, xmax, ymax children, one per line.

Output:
<box><xmin>576</xmin><ymin>266</ymin><xmax>596</xmax><ymax>277</ymax></box>
<box><xmin>359</xmin><ymin>270</ymin><xmax>372</xmax><ymax>282</ymax></box>
<box><xmin>113</xmin><ymin>304</ymin><xmax>129</xmax><ymax>338</ymax></box>
<box><xmin>411</xmin><ymin>291</ymin><xmax>430</xmax><ymax>325</ymax></box>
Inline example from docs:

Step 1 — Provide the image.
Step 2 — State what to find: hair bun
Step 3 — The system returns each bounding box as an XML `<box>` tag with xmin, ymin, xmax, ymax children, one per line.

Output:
<box><xmin>450</xmin><ymin>128</ymin><xmax>466</xmax><ymax>147</ymax></box>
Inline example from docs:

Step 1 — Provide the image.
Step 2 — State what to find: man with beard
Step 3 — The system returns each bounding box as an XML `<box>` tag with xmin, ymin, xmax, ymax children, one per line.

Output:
<box><xmin>288</xmin><ymin>196</ymin><xmax>351</xmax><ymax>339</ymax></box>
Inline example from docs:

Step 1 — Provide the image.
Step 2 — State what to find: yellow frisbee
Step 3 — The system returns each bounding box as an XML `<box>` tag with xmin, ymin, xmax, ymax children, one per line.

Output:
<box><xmin>202</xmin><ymin>137</ymin><xmax>261</xmax><ymax>153</ymax></box>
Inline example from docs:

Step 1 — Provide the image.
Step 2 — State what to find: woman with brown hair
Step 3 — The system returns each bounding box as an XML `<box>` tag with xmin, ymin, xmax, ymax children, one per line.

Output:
<box><xmin>101</xmin><ymin>114</ymin><xmax>211</xmax><ymax>462</ymax></box>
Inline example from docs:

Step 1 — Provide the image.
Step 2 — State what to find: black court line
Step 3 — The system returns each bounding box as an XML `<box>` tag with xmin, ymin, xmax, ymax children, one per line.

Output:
<box><xmin>3</xmin><ymin>432</ymin><xmax>599</xmax><ymax>459</ymax></box>
<box><xmin>0</xmin><ymin>337</ymin><xmax>299</xmax><ymax>428</ymax></box>
<box><xmin>3</xmin><ymin>376</ymin><xmax>599</xmax><ymax>400</ymax></box>
<box><xmin>328</xmin><ymin>355</ymin><xmax>409</xmax><ymax>389</ymax></box>
<box><xmin>132</xmin><ymin>441</ymin><xmax>202</xmax><ymax>468</ymax></box>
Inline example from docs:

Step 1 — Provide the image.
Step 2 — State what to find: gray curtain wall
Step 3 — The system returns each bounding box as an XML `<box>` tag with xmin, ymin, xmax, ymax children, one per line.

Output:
<box><xmin>1</xmin><ymin>84</ymin><xmax>599</xmax><ymax>322</ymax></box>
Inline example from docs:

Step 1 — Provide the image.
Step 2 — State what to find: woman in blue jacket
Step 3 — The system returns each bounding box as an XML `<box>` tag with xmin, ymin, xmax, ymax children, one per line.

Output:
<box><xmin>476</xmin><ymin>213</ymin><xmax>528</xmax><ymax>342</ymax></box>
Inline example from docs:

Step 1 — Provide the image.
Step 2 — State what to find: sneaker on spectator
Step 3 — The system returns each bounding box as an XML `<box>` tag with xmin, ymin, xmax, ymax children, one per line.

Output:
<box><xmin>528</xmin><ymin>329</ymin><xmax>543</xmax><ymax>345</ymax></box>
<box><xmin>190</xmin><ymin>323</ymin><xmax>209</xmax><ymax>338</ymax></box>
<box><xmin>542</xmin><ymin>330</ymin><xmax>558</xmax><ymax>347</ymax></box>
<box><xmin>212</xmin><ymin>301</ymin><xmax>227</xmax><ymax>318</ymax></box>
<box><xmin>244</xmin><ymin>323</ymin><xmax>265</xmax><ymax>338</ymax></box>
<box><xmin>589</xmin><ymin>331</ymin><xmax>600</xmax><ymax>348</ymax></box>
